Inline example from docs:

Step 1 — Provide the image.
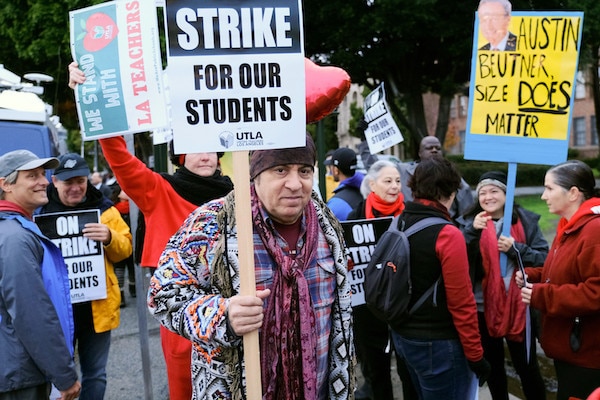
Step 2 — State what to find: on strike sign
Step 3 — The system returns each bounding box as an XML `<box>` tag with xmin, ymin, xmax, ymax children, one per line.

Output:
<box><xmin>341</xmin><ymin>217</ymin><xmax>392</xmax><ymax>307</ymax></box>
<box><xmin>35</xmin><ymin>210</ymin><xmax>107</xmax><ymax>304</ymax></box>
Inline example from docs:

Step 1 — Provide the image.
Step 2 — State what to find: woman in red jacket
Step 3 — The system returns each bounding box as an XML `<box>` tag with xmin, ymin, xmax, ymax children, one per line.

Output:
<box><xmin>519</xmin><ymin>160</ymin><xmax>600</xmax><ymax>400</ymax></box>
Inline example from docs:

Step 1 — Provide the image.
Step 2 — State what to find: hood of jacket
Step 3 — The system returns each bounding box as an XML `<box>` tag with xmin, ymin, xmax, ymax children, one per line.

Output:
<box><xmin>42</xmin><ymin>182</ymin><xmax>114</xmax><ymax>214</ymax></box>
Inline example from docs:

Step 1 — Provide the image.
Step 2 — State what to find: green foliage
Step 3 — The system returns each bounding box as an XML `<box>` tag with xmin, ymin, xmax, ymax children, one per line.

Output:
<box><xmin>450</xmin><ymin>148</ymin><xmax>600</xmax><ymax>188</ymax></box>
<box><xmin>303</xmin><ymin>0</ymin><xmax>476</xmax><ymax>146</ymax></box>
<box><xmin>307</xmin><ymin>114</ymin><xmax>339</xmax><ymax>153</ymax></box>
<box><xmin>581</xmin><ymin>156</ymin><xmax>600</xmax><ymax>171</ymax></box>
<box><xmin>348</xmin><ymin>102</ymin><xmax>364</xmax><ymax>138</ymax></box>
<box><xmin>66</xmin><ymin>128</ymin><xmax>99</xmax><ymax>167</ymax></box>
<box><xmin>0</xmin><ymin>0</ymin><xmax>104</xmax><ymax>117</ymax></box>
<box><xmin>516</xmin><ymin>195</ymin><xmax>559</xmax><ymax>241</ymax></box>
<box><xmin>567</xmin><ymin>148</ymin><xmax>580</xmax><ymax>159</ymax></box>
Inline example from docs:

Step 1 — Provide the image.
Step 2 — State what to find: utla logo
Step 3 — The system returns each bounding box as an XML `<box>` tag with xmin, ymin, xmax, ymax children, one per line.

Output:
<box><xmin>78</xmin><ymin>12</ymin><xmax>119</xmax><ymax>52</ymax></box>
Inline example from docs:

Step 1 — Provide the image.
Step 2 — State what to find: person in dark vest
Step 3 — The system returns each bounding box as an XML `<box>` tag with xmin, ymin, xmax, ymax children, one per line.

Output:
<box><xmin>326</xmin><ymin>147</ymin><xmax>364</xmax><ymax>221</ymax></box>
<box><xmin>390</xmin><ymin>157</ymin><xmax>490</xmax><ymax>399</ymax></box>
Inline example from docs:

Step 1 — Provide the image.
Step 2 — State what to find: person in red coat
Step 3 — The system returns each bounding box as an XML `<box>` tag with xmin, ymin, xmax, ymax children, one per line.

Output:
<box><xmin>518</xmin><ymin>160</ymin><xmax>600</xmax><ymax>400</ymax></box>
<box><xmin>68</xmin><ymin>62</ymin><xmax>234</xmax><ymax>400</ymax></box>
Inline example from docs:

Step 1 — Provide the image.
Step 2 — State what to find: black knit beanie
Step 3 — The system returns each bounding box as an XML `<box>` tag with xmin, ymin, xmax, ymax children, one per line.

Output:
<box><xmin>476</xmin><ymin>170</ymin><xmax>507</xmax><ymax>194</ymax></box>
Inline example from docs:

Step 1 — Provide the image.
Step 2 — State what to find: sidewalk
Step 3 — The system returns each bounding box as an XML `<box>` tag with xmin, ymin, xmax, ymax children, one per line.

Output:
<box><xmin>104</xmin><ymin>281</ymin><xmax>168</xmax><ymax>400</ymax></box>
<box><xmin>102</xmin><ymin>271</ymin><xmax>555</xmax><ymax>399</ymax></box>
<box><xmin>104</xmin><ymin>294</ymin><xmax>526</xmax><ymax>400</ymax></box>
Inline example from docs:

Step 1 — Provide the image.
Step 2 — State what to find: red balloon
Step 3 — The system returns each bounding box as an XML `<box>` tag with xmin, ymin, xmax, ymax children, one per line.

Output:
<box><xmin>305</xmin><ymin>58</ymin><xmax>351</xmax><ymax>123</ymax></box>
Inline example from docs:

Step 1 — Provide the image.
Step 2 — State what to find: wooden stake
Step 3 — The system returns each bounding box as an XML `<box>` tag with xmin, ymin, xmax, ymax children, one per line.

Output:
<box><xmin>232</xmin><ymin>151</ymin><xmax>262</xmax><ymax>399</ymax></box>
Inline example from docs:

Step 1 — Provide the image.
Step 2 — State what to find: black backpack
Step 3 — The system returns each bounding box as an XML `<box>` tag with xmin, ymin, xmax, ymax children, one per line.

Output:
<box><xmin>364</xmin><ymin>215</ymin><xmax>450</xmax><ymax>330</ymax></box>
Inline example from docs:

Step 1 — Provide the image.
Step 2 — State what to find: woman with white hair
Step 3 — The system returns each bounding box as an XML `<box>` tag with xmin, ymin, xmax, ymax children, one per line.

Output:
<box><xmin>347</xmin><ymin>159</ymin><xmax>407</xmax><ymax>400</ymax></box>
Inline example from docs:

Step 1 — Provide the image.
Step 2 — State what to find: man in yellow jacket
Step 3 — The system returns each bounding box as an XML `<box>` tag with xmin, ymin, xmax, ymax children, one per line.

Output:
<box><xmin>39</xmin><ymin>153</ymin><xmax>132</xmax><ymax>400</ymax></box>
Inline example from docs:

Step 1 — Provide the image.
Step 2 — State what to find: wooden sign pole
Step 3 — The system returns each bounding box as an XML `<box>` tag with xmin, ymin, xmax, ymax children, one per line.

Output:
<box><xmin>231</xmin><ymin>151</ymin><xmax>262</xmax><ymax>399</ymax></box>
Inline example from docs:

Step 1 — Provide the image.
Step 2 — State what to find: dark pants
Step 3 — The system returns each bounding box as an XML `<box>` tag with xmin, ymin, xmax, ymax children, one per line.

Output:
<box><xmin>114</xmin><ymin>255</ymin><xmax>135</xmax><ymax>289</ymax></box>
<box><xmin>391</xmin><ymin>333</ymin><xmax>475</xmax><ymax>400</ymax></box>
<box><xmin>478</xmin><ymin>312</ymin><xmax>546</xmax><ymax>400</ymax></box>
<box><xmin>74</xmin><ymin>302</ymin><xmax>111</xmax><ymax>400</ymax></box>
<box><xmin>353</xmin><ymin>305</ymin><xmax>394</xmax><ymax>399</ymax></box>
<box><xmin>394</xmin><ymin>348</ymin><xmax>419</xmax><ymax>400</ymax></box>
<box><xmin>0</xmin><ymin>383</ymin><xmax>50</xmax><ymax>400</ymax></box>
<box><xmin>554</xmin><ymin>359</ymin><xmax>600</xmax><ymax>400</ymax></box>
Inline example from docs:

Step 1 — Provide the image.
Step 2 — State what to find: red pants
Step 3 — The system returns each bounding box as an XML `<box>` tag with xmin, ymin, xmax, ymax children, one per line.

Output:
<box><xmin>160</xmin><ymin>325</ymin><xmax>192</xmax><ymax>400</ymax></box>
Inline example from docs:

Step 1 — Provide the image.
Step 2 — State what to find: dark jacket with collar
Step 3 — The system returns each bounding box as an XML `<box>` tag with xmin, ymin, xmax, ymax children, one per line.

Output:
<box><xmin>457</xmin><ymin>205</ymin><xmax>549</xmax><ymax>286</ymax></box>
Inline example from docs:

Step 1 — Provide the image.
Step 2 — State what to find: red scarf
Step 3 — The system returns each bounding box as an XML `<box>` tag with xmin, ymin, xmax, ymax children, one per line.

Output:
<box><xmin>0</xmin><ymin>200</ymin><xmax>33</xmax><ymax>219</ymax></box>
<box><xmin>555</xmin><ymin>197</ymin><xmax>600</xmax><ymax>243</ymax></box>
<box><xmin>365</xmin><ymin>191</ymin><xmax>405</xmax><ymax>219</ymax></box>
<box><xmin>251</xmin><ymin>186</ymin><xmax>319</xmax><ymax>400</ymax></box>
<box><xmin>479</xmin><ymin>217</ymin><xmax>527</xmax><ymax>341</ymax></box>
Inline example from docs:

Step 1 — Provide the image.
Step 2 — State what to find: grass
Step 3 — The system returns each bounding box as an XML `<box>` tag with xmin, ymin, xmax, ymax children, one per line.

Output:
<box><xmin>515</xmin><ymin>194</ymin><xmax>560</xmax><ymax>242</ymax></box>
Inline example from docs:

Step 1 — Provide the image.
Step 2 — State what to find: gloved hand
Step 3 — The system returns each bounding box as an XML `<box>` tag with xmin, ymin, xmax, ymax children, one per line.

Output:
<box><xmin>355</xmin><ymin>118</ymin><xmax>369</xmax><ymax>140</ymax></box>
<box><xmin>468</xmin><ymin>358</ymin><xmax>491</xmax><ymax>387</ymax></box>
<box><xmin>356</xmin><ymin>118</ymin><xmax>369</xmax><ymax>132</ymax></box>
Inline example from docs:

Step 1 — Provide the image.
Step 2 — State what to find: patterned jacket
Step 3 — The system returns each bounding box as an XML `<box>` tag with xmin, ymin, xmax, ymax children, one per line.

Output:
<box><xmin>149</xmin><ymin>191</ymin><xmax>355</xmax><ymax>400</ymax></box>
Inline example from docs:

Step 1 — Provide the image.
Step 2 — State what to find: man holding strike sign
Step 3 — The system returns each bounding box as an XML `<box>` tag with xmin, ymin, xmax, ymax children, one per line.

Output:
<box><xmin>148</xmin><ymin>135</ymin><xmax>354</xmax><ymax>399</ymax></box>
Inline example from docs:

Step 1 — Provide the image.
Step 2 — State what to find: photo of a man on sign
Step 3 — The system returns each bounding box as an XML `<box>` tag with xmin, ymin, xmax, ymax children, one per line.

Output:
<box><xmin>478</xmin><ymin>0</ymin><xmax>516</xmax><ymax>51</ymax></box>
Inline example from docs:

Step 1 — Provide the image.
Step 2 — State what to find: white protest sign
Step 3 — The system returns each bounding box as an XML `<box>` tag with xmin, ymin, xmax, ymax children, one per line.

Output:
<box><xmin>363</xmin><ymin>83</ymin><xmax>404</xmax><ymax>153</ymax></box>
<box><xmin>70</xmin><ymin>0</ymin><xmax>168</xmax><ymax>139</ymax></box>
<box><xmin>165</xmin><ymin>0</ymin><xmax>306</xmax><ymax>153</ymax></box>
<box><xmin>35</xmin><ymin>210</ymin><xmax>106</xmax><ymax>303</ymax></box>
<box><xmin>342</xmin><ymin>217</ymin><xmax>393</xmax><ymax>306</ymax></box>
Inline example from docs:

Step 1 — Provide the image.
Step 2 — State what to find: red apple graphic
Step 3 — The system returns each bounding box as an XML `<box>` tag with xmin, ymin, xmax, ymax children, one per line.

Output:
<box><xmin>78</xmin><ymin>12</ymin><xmax>119</xmax><ymax>52</ymax></box>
